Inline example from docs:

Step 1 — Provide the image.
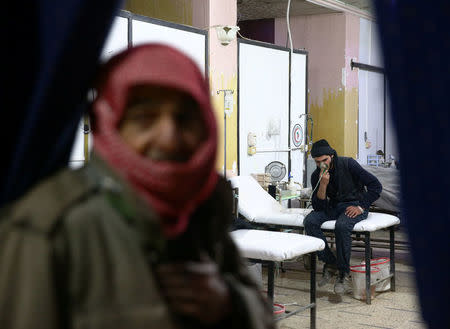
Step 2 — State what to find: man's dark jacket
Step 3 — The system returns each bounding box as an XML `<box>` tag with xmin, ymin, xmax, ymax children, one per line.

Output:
<box><xmin>311</xmin><ymin>154</ymin><xmax>382</xmax><ymax>212</ymax></box>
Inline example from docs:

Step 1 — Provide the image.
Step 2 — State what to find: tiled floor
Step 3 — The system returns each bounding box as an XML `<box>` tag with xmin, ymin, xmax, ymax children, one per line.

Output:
<box><xmin>260</xmin><ymin>230</ymin><xmax>427</xmax><ymax>329</ymax></box>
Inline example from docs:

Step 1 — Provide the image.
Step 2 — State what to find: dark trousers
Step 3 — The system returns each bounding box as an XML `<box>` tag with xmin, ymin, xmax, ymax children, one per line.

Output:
<box><xmin>303</xmin><ymin>202</ymin><xmax>368</xmax><ymax>274</ymax></box>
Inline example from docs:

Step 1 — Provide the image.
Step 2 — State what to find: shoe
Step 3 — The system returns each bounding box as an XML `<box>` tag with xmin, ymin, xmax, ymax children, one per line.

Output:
<box><xmin>334</xmin><ymin>272</ymin><xmax>352</xmax><ymax>294</ymax></box>
<box><xmin>318</xmin><ymin>263</ymin><xmax>337</xmax><ymax>287</ymax></box>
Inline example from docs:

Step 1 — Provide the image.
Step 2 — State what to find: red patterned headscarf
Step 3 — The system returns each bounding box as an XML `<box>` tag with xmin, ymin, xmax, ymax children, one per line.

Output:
<box><xmin>92</xmin><ymin>44</ymin><xmax>218</xmax><ymax>238</ymax></box>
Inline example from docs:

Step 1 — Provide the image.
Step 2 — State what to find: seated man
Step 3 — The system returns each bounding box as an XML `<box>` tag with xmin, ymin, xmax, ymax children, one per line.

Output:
<box><xmin>304</xmin><ymin>139</ymin><xmax>382</xmax><ymax>294</ymax></box>
<box><xmin>0</xmin><ymin>44</ymin><xmax>275</xmax><ymax>329</ymax></box>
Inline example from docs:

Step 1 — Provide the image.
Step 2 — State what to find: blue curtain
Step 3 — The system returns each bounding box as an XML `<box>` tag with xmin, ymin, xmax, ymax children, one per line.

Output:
<box><xmin>374</xmin><ymin>2</ymin><xmax>450</xmax><ymax>328</ymax></box>
<box><xmin>1</xmin><ymin>1</ymin><xmax>122</xmax><ymax>206</ymax></box>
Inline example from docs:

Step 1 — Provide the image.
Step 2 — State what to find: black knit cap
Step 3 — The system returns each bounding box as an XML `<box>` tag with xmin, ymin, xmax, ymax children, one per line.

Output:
<box><xmin>310</xmin><ymin>139</ymin><xmax>335</xmax><ymax>158</ymax></box>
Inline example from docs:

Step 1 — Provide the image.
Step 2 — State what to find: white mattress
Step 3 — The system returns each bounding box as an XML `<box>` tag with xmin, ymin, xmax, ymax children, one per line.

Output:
<box><xmin>255</xmin><ymin>208</ymin><xmax>311</xmax><ymax>226</ymax></box>
<box><xmin>320</xmin><ymin>212</ymin><xmax>400</xmax><ymax>232</ymax></box>
<box><xmin>231</xmin><ymin>229</ymin><xmax>325</xmax><ymax>262</ymax></box>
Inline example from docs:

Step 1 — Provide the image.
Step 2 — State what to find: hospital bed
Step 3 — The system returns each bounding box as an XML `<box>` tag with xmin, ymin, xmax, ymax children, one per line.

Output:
<box><xmin>231</xmin><ymin>229</ymin><xmax>324</xmax><ymax>328</ymax></box>
<box><xmin>229</xmin><ymin>175</ymin><xmax>400</xmax><ymax>304</ymax></box>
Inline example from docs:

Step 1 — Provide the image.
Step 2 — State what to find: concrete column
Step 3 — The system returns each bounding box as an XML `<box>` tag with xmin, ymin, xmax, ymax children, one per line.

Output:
<box><xmin>123</xmin><ymin>0</ymin><xmax>238</xmax><ymax>173</ymax></box>
<box><xmin>193</xmin><ymin>0</ymin><xmax>238</xmax><ymax>174</ymax></box>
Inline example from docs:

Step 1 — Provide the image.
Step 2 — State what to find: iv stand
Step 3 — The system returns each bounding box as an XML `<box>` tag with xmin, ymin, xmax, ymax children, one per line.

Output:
<box><xmin>217</xmin><ymin>89</ymin><xmax>234</xmax><ymax>179</ymax></box>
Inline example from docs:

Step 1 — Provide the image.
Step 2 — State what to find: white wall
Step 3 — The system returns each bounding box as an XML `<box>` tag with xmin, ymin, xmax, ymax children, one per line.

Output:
<box><xmin>384</xmin><ymin>84</ymin><xmax>399</xmax><ymax>162</ymax></box>
<box><xmin>358</xmin><ymin>18</ymin><xmax>398</xmax><ymax>164</ymax></box>
<box><xmin>239</xmin><ymin>43</ymin><xmax>289</xmax><ymax>179</ymax></box>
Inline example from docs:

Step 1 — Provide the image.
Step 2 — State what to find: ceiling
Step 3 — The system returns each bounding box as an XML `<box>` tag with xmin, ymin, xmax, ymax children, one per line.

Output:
<box><xmin>237</xmin><ymin>0</ymin><xmax>374</xmax><ymax>21</ymax></box>
<box><xmin>339</xmin><ymin>0</ymin><xmax>372</xmax><ymax>11</ymax></box>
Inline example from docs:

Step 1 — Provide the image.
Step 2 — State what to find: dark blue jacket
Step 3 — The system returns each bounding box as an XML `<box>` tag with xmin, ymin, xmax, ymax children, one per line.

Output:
<box><xmin>311</xmin><ymin>155</ymin><xmax>382</xmax><ymax>212</ymax></box>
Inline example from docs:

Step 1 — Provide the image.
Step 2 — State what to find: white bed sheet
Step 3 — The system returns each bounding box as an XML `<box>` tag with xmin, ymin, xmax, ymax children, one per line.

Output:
<box><xmin>231</xmin><ymin>229</ymin><xmax>325</xmax><ymax>262</ymax></box>
<box><xmin>320</xmin><ymin>212</ymin><xmax>400</xmax><ymax>231</ymax></box>
<box><xmin>229</xmin><ymin>175</ymin><xmax>400</xmax><ymax>231</ymax></box>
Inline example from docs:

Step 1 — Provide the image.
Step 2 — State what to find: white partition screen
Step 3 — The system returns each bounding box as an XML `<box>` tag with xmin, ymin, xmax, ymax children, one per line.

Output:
<box><xmin>239</xmin><ymin>40</ymin><xmax>307</xmax><ymax>184</ymax></box>
<box><xmin>68</xmin><ymin>118</ymin><xmax>90</xmax><ymax>169</ymax></box>
<box><xmin>239</xmin><ymin>42</ymin><xmax>289</xmax><ymax>179</ymax></box>
<box><xmin>132</xmin><ymin>17</ymin><xmax>207</xmax><ymax>74</ymax></box>
<box><xmin>290</xmin><ymin>52</ymin><xmax>307</xmax><ymax>186</ymax></box>
<box><xmin>69</xmin><ymin>13</ymin><xmax>207</xmax><ymax>169</ymax></box>
<box><xmin>69</xmin><ymin>15</ymin><xmax>129</xmax><ymax>169</ymax></box>
<box><xmin>101</xmin><ymin>16</ymin><xmax>129</xmax><ymax>62</ymax></box>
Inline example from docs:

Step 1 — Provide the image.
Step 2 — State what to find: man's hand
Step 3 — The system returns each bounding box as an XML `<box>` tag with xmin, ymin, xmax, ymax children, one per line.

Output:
<box><xmin>316</xmin><ymin>170</ymin><xmax>330</xmax><ymax>200</ymax></box>
<box><xmin>155</xmin><ymin>255</ymin><xmax>231</xmax><ymax>325</ymax></box>
<box><xmin>345</xmin><ymin>206</ymin><xmax>363</xmax><ymax>218</ymax></box>
<box><xmin>320</xmin><ymin>170</ymin><xmax>330</xmax><ymax>187</ymax></box>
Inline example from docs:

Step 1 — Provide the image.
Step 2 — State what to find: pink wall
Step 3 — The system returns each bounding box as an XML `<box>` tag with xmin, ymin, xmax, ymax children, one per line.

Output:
<box><xmin>208</xmin><ymin>0</ymin><xmax>237</xmax><ymax>76</ymax></box>
<box><xmin>275</xmin><ymin>15</ymin><xmax>307</xmax><ymax>49</ymax></box>
<box><xmin>274</xmin><ymin>13</ymin><xmax>361</xmax><ymax>156</ymax></box>
<box><xmin>275</xmin><ymin>13</ymin><xmax>346</xmax><ymax>107</ymax></box>
<box><xmin>345</xmin><ymin>13</ymin><xmax>359</xmax><ymax>89</ymax></box>
<box><xmin>192</xmin><ymin>0</ymin><xmax>237</xmax><ymax>78</ymax></box>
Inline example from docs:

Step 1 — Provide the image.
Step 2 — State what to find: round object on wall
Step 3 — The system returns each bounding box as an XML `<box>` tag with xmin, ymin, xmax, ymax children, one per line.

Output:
<box><xmin>265</xmin><ymin>161</ymin><xmax>287</xmax><ymax>183</ymax></box>
<box><xmin>292</xmin><ymin>124</ymin><xmax>303</xmax><ymax>147</ymax></box>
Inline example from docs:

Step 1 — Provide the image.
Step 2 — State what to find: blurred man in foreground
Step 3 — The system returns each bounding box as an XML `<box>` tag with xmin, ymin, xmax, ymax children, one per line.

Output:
<box><xmin>0</xmin><ymin>44</ymin><xmax>275</xmax><ymax>329</ymax></box>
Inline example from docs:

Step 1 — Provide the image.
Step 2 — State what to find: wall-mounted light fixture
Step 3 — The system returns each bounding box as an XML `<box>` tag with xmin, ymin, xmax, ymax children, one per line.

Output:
<box><xmin>213</xmin><ymin>25</ymin><xmax>240</xmax><ymax>46</ymax></box>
